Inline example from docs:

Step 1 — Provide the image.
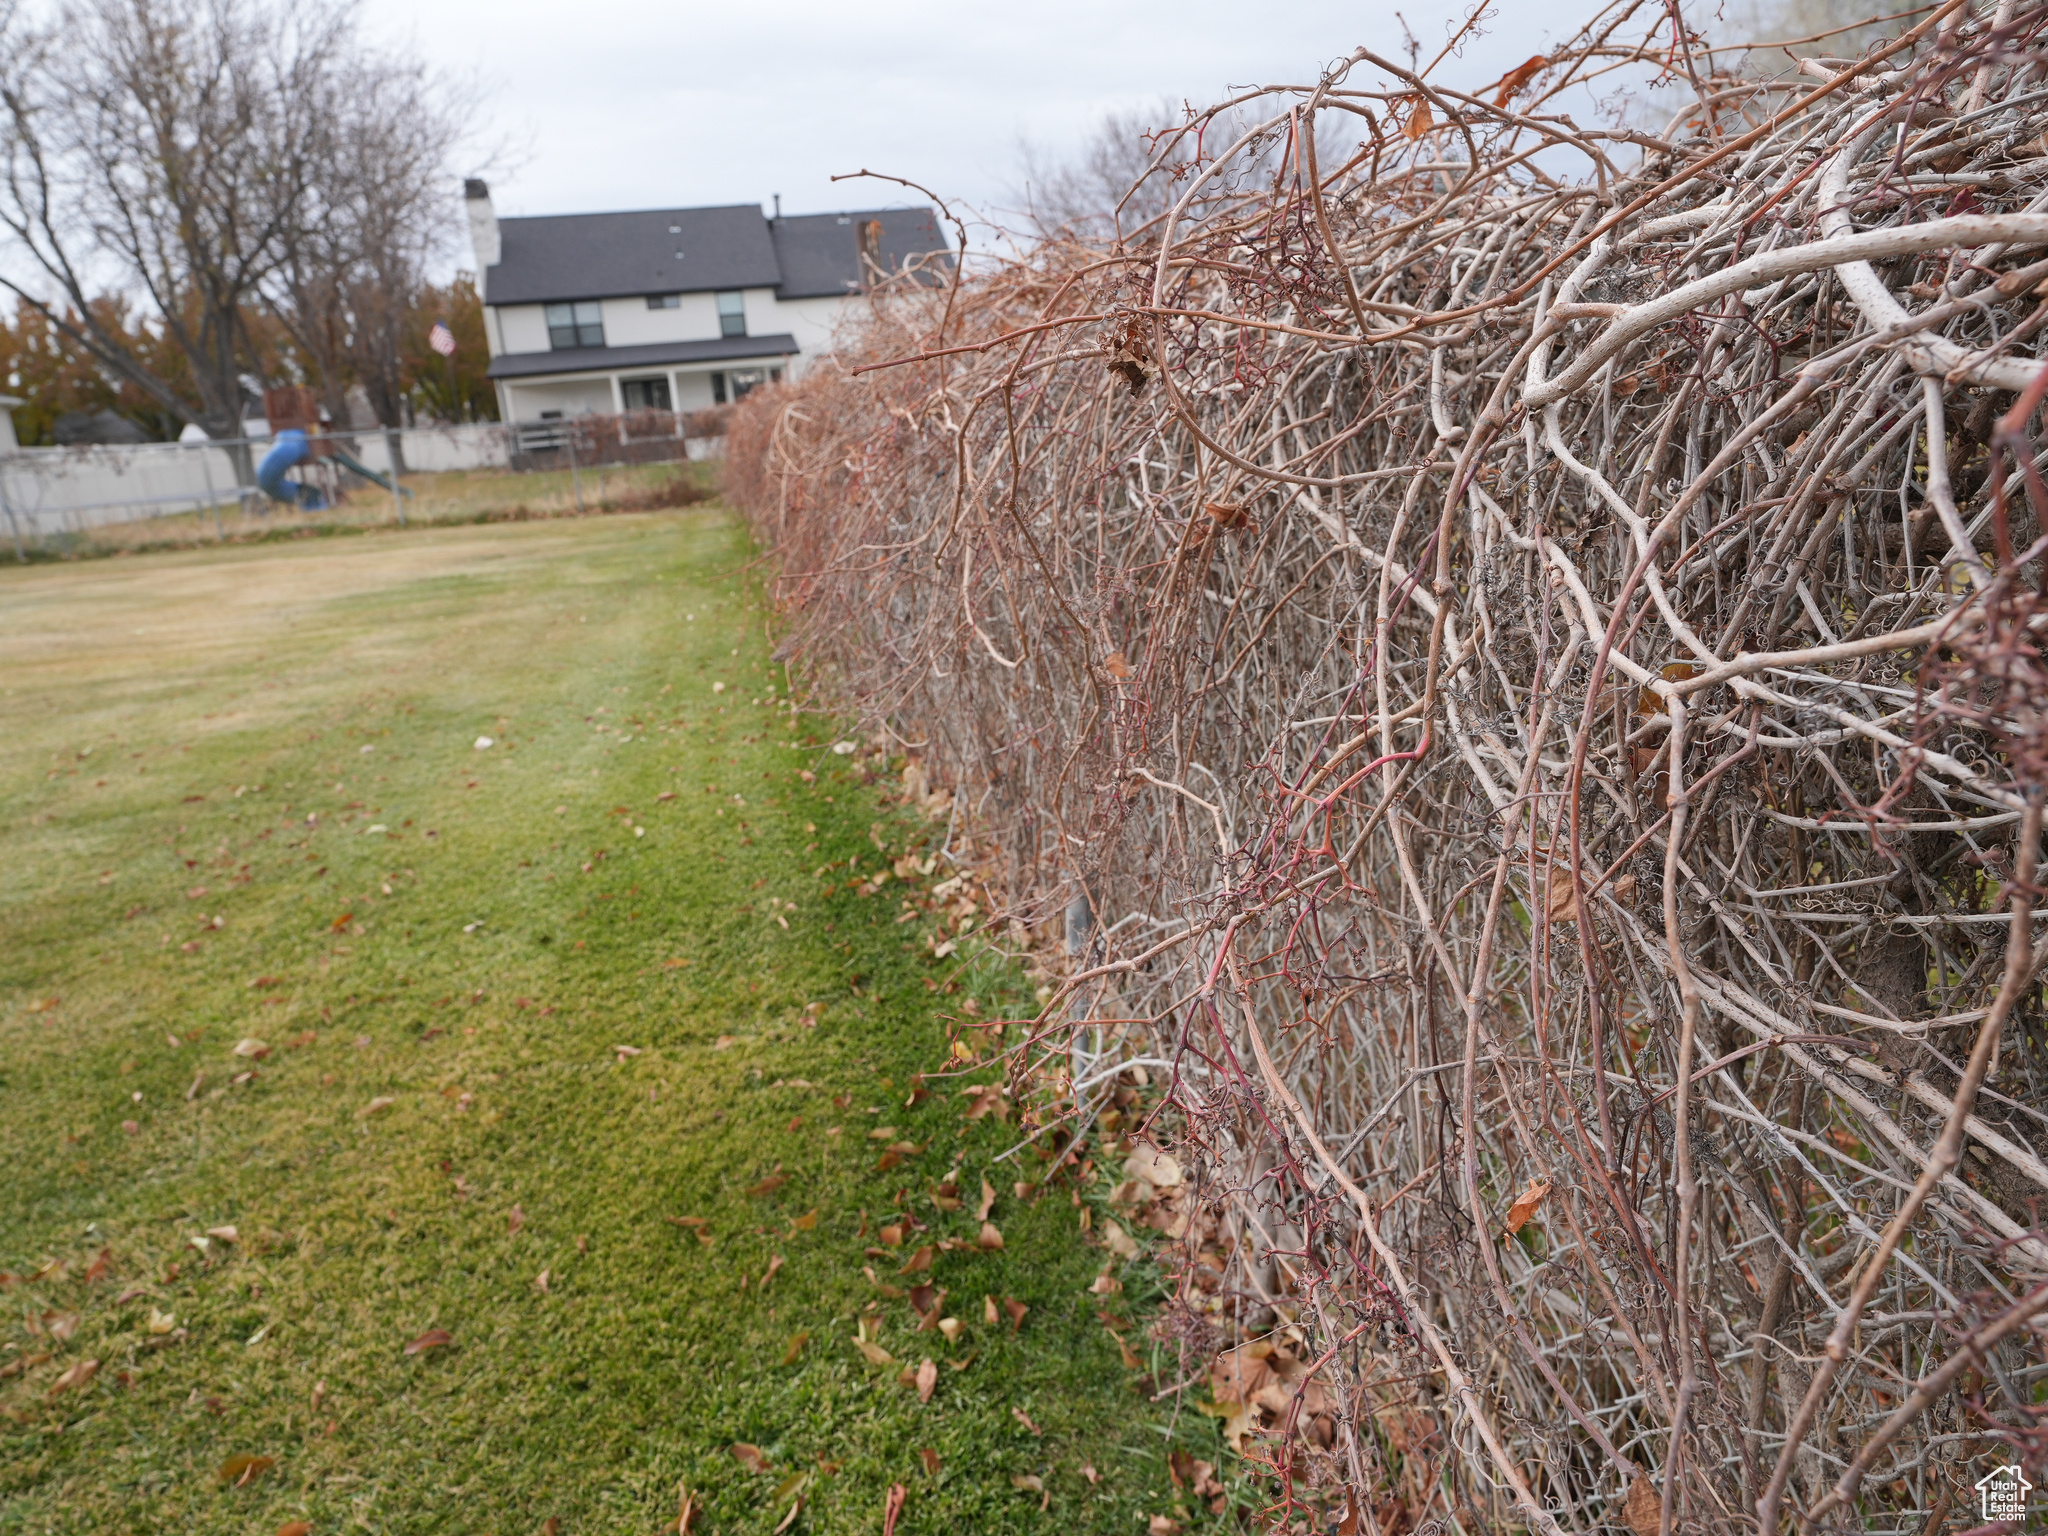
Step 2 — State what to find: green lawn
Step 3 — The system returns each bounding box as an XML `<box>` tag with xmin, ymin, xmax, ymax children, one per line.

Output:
<box><xmin>0</xmin><ymin>509</ymin><xmax>1206</xmax><ymax>1534</ymax></box>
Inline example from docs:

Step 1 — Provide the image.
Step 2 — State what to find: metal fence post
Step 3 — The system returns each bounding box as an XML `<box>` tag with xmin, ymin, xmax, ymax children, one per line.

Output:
<box><xmin>0</xmin><ymin>454</ymin><xmax>23</xmax><ymax>562</ymax></box>
<box><xmin>566</xmin><ymin>421</ymin><xmax>584</xmax><ymax>514</ymax></box>
<box><xmin>385</xmin><ymin>428</ymin><xmax>406</xmax><ymax>527</ymax></box>
<box><xmin>197</xmin><ymin>444</ymin><xmax>224</xmax><ymax>541</ymax></box>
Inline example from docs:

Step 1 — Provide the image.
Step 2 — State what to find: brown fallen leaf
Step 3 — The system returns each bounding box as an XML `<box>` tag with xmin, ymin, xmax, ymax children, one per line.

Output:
<box><xmin>782</xmin><ymin>1332</ymin><xmax>810</xmax><ymax>1366</ymax></box>
<box><xmin>947</xmin><ymin>1350</ymin><xmax>979</xmax><ymax>1372</ymax></box>
<box><xmin>1545</xmin><ymin>863</ymin><xmax>1580</xmax><ymax>924</ymax></box>
<box><xmin>1403</xmin><ymin>97</ymin><xmax>1434</xmax><ymax>141</ymax></box>
<box><xmin>976</xmin><ymin>1177</ymin><xmax>998</xmax><ymax>1221</ymax></box>
<box><xmin>937</xmin><ymin>1317</ymin><xmax>964</xmax><ymax>1343</ymax></box>
<box><xmin>534</xmin><ymin>1269</ymin><xmax>550</xmax><ymax>1294</ymax></box>
<box><xmin>205</xmin><ymin>1224</ymin><xmax>239</xmax><ymax>1244</ymax></box>
<box><xmin>915</xmin><ymin>1357</ymin><xmax>937</xmax><ymax>1404</ymax></box>
<box><xmin>1010</xmin><ymin>1474</ymin><xmax>1044</xmax><ymax>1493</ymax></box>
<box><xmin>731</xmin><ymin>1442</ymin><xmax>773</xmax><ymax>1474</ymax></box>
<box><xmin>713</xmin><ymin>1034</ymin><xmax>739</xmax><ymax>1050</ymax></box>
<box><xmin>1505</xmin><ymin>1178</ymin><xmax>1553</xmax><ymax>1236</ymax></box>
<box><xmin>883</xmin><ymin>1482</ymin><xmax>907</xmax><ymax>1536</ymax></box>
<box><xmin>402</xmin><ymin>1328</ymin><xmax>452</xmax><ymax>1356</ymax></box>
<box><xmin>83</xmin><ymin>1248</ymin><xmax>111</xmax><ymax>1284</ymax></box>
<box><xmin>277</xmin><ymin>1523</ymin><xmax>314</xmax><ymax>1536</ymax></box>
<box><xmin>918</xmin><ymin>1446</ymin><xmax>941</xmax><ymax>1477</ymax></box>
<box><xmin>875</xmin><ymin>1149</ymin><xmax>903</xmax><ymax>1172</ymax></box>
<box><xmin>1149</xmin><ymin>1517</ymin><xmax>1184</xmax><ymax>1536</ymax></box>
<box><xmin>49</xmin><ymin>1357</ymin><xmax>98</xmax><ymax>1396</ymax></box>
<box><xmin>761</xmin><ymin>1253</ymin><xmax>785</xmax><ymax>1289</ymax></box>
<box><xmin>1102</xmin><ymin>1221</ymin><xmax>1140</xmax><ymax>1259</ymax></box>
<box><xmin>1624</xmin><ymin>1477</ymin><xmax>1662</xmax><ymax>1536</ymax></box>
<box><xmin>856</xmin><ymin>1337</ymin><xmax>895</xmax><ymax>1365</ymax></box>
<box><xmin>977</xmin><ymin>1222</ymin><xmax>1004</xmax><ymax>1251</ymax></box>
<box><xmin>1003</xmin><ymin>1296</ymin><xmax>1028</xmax><ymax>1331</ymax></box>
<box><xmin>357</xmin><ymin>1096</ymin><xmax>396</xmax><ymax>1118</ymax></box>
<box><xmin>1079</xmin><ymin>1463</ymin><xmax>1099</xmax><ymax>1485</ymax></box>
<box><xmin>217</xmin><ymin>1452</ymin><xmax>276</xmax><ymax>1487</ymax></box>
<box><xmin>878</xmin><ymin>1223</ymin><xmax>904</xmax><ymax>1247</ymax></box>
<box><xmin>1103</xmin><ymin>650</ymin><xmax>1133</xmax><ymax>680</ymax></box>
<box><xmin>791</xmin><ymin>1208</ymin><xmax>819</xmax><ymax>1231</ymax></box>
<box><xmin>508</xmin><ymin>1204</ymin><xmax>525</xmax><ymax>1235</ymax></box>
<box><xmin>747</xmin><ymin>1169</ymin><xmax>787</xmax><ymax>1199</ymax></box>
<box><xmin>899</xmin><ymin>1245</ymin><xmax>934</xmax><ymax>1274</ymax></box>
<box><xmin>1012</xmin><ymin>1405</ymin><xmax>1042</xmax><ymax>1435</ymax></box>
<box><xmin>43</xmin><ymin>1311</ymin><xmax>79</xmax><ymax>1342</ymax></box>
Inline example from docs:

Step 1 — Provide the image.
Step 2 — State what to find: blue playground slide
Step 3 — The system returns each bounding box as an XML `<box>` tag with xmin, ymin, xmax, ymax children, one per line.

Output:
<box><xmin>256</xmin><ymin>429</ymin><xmax>327</xmax><ymax>510</ymax></box>
<box><xmin>257</xmin><ymin>430</ymin><xmax>412</xmax><ymax>507</ymax></box>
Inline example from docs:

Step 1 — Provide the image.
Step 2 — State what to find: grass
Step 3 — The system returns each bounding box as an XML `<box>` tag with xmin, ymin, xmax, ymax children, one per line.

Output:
<box><xmin>0</xmin><ymin>508</ymin><xmax>1217</xmax><ymax>1534</ymax></box>
<box><xmin>18</xmin><ymin>458</ymin><xmax>713</xmax><ymax>562</ymax></box>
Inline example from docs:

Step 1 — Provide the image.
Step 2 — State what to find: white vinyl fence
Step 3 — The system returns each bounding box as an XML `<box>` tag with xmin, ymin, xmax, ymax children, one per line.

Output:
<box><xmin>0</xmin><ymin>412</ymin><xmax>724</xmax><ymax>553</ymax></box>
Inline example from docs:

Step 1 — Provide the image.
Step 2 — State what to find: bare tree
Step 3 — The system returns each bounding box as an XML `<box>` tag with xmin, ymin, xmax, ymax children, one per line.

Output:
<box><xmin>0</xmin><ymin>0</ymin><xmax>465</xmax><ymax>477</ymax></box>
<box><xmin>263</xmin><ymin>47</ymin><xmax>467</xmax><ymax>466</ymax></box>
<box><xmin>0</xmin><ymin>0</ymin><xmax>355</xmax><ymax>462</ymax></box>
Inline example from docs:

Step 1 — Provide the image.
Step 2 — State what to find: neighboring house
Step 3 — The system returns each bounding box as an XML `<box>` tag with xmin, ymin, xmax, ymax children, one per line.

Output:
<box><xmin>465</xmin><ymin>180</ymin><xmax>948</xmax><ymax>423</ymax></box>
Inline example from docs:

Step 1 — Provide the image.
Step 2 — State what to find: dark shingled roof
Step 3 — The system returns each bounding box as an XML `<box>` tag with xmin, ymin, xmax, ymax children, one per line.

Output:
<box><xmin>486</xmin><ymin>335</ymin><xmax>797</xmax><ymax>379</ymax></box>
<box><xmin>481</xmin><ymin>203</ymin><xmax>948</xmax><ymax>307</ymax></box>
<box><xmin>769</xmin><ymin>209</ymin><xmax>951</xmax><ymax>299</ymax></box>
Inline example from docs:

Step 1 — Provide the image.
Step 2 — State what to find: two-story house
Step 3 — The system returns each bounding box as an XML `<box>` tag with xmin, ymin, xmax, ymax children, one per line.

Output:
<box><xmin>465</xmin><ymin>180</ymin><xmax>948</xmax><ymax>422</ymax></box>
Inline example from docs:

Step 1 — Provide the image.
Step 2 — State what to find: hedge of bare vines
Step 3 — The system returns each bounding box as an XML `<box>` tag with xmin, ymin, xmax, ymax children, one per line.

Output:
<box><xmin>729</xmin><ymin>4</ymin><xmax>2048</xmax><ymax>1531</ymax></box>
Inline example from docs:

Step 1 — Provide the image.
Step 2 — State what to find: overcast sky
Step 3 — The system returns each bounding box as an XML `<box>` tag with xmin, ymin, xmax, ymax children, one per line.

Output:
<box><xmin>358</xmin><ymin>0</ymin><xmax>1609</xmax><ymax>241</ymax></box>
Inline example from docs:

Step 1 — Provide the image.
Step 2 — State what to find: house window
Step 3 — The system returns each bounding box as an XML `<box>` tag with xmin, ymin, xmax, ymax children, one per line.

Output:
<box><xmin>710</xmin><ymin>372</ymin><xmax>726</xmax><ymax>405</ymax></box>
<box><xmin>544</xmin><ymin>301</ymin><xmax>604</xmax><ymax>349</ymax></box>
<box><xmin>727</xmin><ymin>368</ymin><xmax>769</xmax><ymax>400</ymax></box>
<box><xmin>645</xmin><ymin>295</ymin><xmax>679</xmax><ymax>310</ymax></box>
<box><xmin>716</xmin><ymin>291</ymin><xmax>746</xmax><ymax>339</ymax></box>
<box><xmin>621</xmin><ymin>376</ymin><xmax>672</xmax><ymax>411</ymax></box>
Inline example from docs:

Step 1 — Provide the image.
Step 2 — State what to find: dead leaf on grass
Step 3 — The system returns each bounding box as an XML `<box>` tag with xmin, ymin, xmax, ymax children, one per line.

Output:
<box><xmin>49</xmin><ymin>1358</ymin><xmax>98</xmax><ymax>1395</ymax></box>
<box><xmin>1149</xmin><ymin>1516</ymin><xmax>1184</xmax><ymax>1536</ymax></box>
<box><xmin>856</xmin><ymin>1338</ymin><xmax>895</xmax><ymax>1365</ymax></box>
<box><xmin>878</xmin><ymin>1223</ymin><xmax>904</xmax><ymax>1247</ymax></box>
<box><xmin>731</xmin><ymin>1442</ymin><xmax>773</xmax><ymax>1474</ymax></box>
<box><xmin>782</xmin><ymin>1332</ymin><xmax>809</xmax><ymax>1365</ymax></box>
<box><xmin>883</xmin><ymin>1482</ymin><xmax>907</xmax><ymax>1536</ymax></box>
<box><xmin>1012</xmin><ymin>1406</ymin><xmax>1042</xmax><ymax>1435</ymax></box>
<box><xmin>508</xmin><ymin>1204</ymin><xmax>525</xmax><ymax>1235</ymax></box>
<box><xmin>898</xmin><ymin>1245</ymin><xmax>934</xmax><ymax>1274</ymax></box>
<box><xmin>402</xmin><ymin>1328</ymin><xmax>451</xmax><ymax>1356</ymax></box>
<box><xmin>761</xmin><ymin>1253</ymin><xmax>785</xmax><ymax>1289</ymax></box>
<box><xmin>976</xmin><ymin>1177</ymin><xmax>997</xmax><ymax>1221</ymax></box>
<box><xmin>977</xmin><ymin>1222</ymin><xmax>1004</xmax><ymax>1251</ymax></box>
<box><xmin>915</xmin><ymin>1357</ymin><xmax>937</xmax><ymax>1403</ymax></box>
<box><xmin>1003</xmin><ymin>1296</ymin><xmax>1028</xmax><ymax>1331</ymax></box>
<box><xmin>43</xmin><ymin>1311</ymin><xmax>78</xmax><ymax>1342</ymax></box>
<box><xmin>357</xmin><ymin>1096</ymin><xmax>396</xmax><ymax>1119</ymax></box>
<box><xmin>791</xmin><ymin>1208</ymin><xmax>818</xmax><ymax>1231</ymax></box>
<box><xmin>937</xmin><ymin>1317</ymin><xmax>963</xmax><ymax>1343</ymax></box>
<box><xmin>216</xmin><ymin>1452</ymin><xmax>275</xmax><ymax>1487</ymax></box>
<box><xmin>277</xmin><ymin>1523</ymin><xmax>313</xmax><ymax>1536</ymax></box>
<box><xmin>747</xmin><ymin>1169</ymin><xmax>787</xmax><ymax>1199</ymax></box>
<box><xmin>918</xmin><ymin>1446</ymin><xmax>941</xmax><ymax>1477</ymax></box>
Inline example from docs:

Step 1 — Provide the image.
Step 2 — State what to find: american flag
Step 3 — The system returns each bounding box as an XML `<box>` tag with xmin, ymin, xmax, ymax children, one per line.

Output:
<box><xmin>428</xmin><ymin>321</ymin><xmax>457</xmax><ymax>357</ymax></box>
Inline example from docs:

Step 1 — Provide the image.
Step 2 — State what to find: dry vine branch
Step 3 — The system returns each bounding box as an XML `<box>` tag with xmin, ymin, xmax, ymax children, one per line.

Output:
<box><xmin>730</xmin><ymin>4</ymin><xmax>2048</xmax><ymax>1530</ymax></box>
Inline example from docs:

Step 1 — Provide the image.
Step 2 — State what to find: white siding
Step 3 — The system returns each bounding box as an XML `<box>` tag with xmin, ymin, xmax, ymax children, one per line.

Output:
<box><xmin>599</xmin><ymin>292</ymin><xmax>722</xmax><ymax>347</ymax></box>
<box><xmin>502</xmin><ymin>379</ymin><xmax>617</xmax><ymax>418</ymax></box>
<box><xmin>496</xmin><ymin>304</ymin><xmax>552</xmax><ymax>354</ymax></box>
